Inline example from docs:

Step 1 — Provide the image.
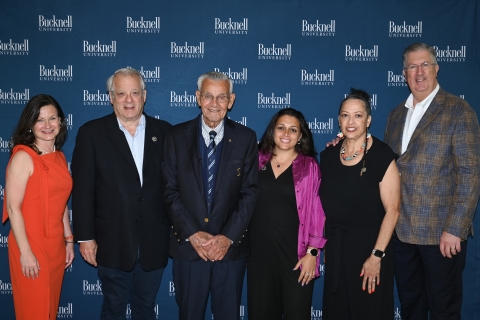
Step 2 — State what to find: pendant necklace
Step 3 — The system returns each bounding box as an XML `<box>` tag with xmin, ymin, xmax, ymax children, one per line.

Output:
<box><xmin>274</xmin><ymin>153</ymin><xmax>297</xmax><ymax>168</ymax></box>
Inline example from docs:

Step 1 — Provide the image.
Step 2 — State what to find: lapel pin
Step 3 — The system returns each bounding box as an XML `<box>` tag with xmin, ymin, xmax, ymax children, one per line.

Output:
<box><xmin>152</xmin><ymin>136</ymin><xmax>157</xmax><ymax>142</ymax></box>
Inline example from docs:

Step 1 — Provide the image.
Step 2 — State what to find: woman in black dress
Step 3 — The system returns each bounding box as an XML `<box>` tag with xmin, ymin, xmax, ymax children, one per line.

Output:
<box><xmin>248</xmin><ymin>108</ymin><xmax>327</xmax><ymax>320</ymax></box>
<box><xmin>320</xmin><ymin>89</ymin><xmax>400</xmax><ymax>319</ymax></box>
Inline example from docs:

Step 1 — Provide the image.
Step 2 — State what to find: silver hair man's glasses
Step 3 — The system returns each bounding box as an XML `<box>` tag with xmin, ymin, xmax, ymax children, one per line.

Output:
<box><xmin>404</xmin><ymin>62</ymin><xmax>437</xmax><ymax>73</ymax></box>
<box><xmin>200</xmin><ymin>94</ymin><xmax>230</xmax><ymax>104</ymax></box>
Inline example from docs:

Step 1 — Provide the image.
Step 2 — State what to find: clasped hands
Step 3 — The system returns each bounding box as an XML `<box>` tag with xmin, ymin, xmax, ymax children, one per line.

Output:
<box><xmin>189</xmin><ymin>231</ymin><xmax>231</xmax><ymax>262</ymax></box>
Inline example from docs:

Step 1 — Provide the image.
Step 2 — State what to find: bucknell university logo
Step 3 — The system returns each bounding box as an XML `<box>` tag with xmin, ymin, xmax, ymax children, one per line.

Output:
<box><xmin>0</xmin><ymin>137</ymin><xmax>12</xmax><ymax>152</ymax></box>
<box><xmin>83</xmin><ymin>40</ymin><xmax>116</xmax><ymax>57</ymax></box>
<box><xmin>83</xmin><ymin>89</ymin><xmax>110</xmax><ymax>106</ymax></box>
<box><xmin>301</xmin><ymin>19</ymin><xmax>335</xmax><ymax>36</ymax></box>
<box><xmin>257</xmin><ymin>93</ymin><xmax>291</xmax><ymax>109</ymax></box>
<box><xmin>170</xmin><ymin>42</ymin><xmax>204</xmax><ymax>58</ymax></box>
<box><xmin>39</xmin><ymin>65</ymin><xmax>73</xmax><ymax>82</ymax></box>
<box><xmin>38</xmin><ymin>15</ymin><xmax>72</xmax><ymax>32</ymax></box>
<box><xmin>0</xmin><ymin>88</ymin><xmax>30</xmax><ymax>104</ymax></box>
<box><xmin>126</xmin><ymin>16</ymin><xmax>160</xmax><ymax>33</ymax></box>
<box><xmin>0</xmin><ymin>39</ymin><xmax>29</xmax><ymax>56</ymax></box>
<box><xmin>57</xmin><ymin>303</ymin><xmax>73</xmax><ymax>318</ymax></box>
<box><xmin>214</xmin><ymin>18</ymin><xmax>248</xmax><ymax>34</ymax></box>
<box><xmin>0</xmin><ymin>279</ymin><xmax>12</xmax><ymax>294</ymax></box>
<box><xmin>433</xmin><ymin>45</ymin><xmax>466</xmax><ymax>62</ymax></box>
<box><xmin>213</xmin><ymin>67</ymin><xmax>247</xmax><ymax>84</ymax></box>
<box><xmin>345</xmin><ymin>45</ymin><xmax>378</xmax><ymax>62</ymax></box>
<box><xmin>388</xmin><ymin>21</ymin><xmax>422</xmax><ymax>38</ymax></box>
<box><xmin>258</xmin><ymin>43</ymin><xmax>292</xmax><ymax>60</ymax></box>
<box><xmin>387</xmin><ymin>71</ymin><xmax>407</xmax><ymax>87</ymax></box>
<box><xmin>82</xmin><ymin>280</ymin><xmax>103</xmax><ymax>295</ymax></box>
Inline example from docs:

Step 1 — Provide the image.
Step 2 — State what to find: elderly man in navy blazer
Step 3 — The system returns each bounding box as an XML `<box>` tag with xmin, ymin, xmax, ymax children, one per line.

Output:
<box><xmin>72</xmin><ymin>67</ymin><xmax>171</xmax><ymax>319</ymax></box>
<box><xmin>384</xmin><ymin>43</ymin><xmax>480</xmax><ymax>320</ymax></box>
<box><xmin>162</xmin><ymin>71</ymin><xmax>259</xmax><ymax>320</ymax></box>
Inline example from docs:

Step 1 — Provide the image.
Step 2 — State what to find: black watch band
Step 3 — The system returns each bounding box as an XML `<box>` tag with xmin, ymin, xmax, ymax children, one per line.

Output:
<box><xmin>372</xmin><ymin>249</ymin><xmax>385</xmax><ymax>258</ymax></box>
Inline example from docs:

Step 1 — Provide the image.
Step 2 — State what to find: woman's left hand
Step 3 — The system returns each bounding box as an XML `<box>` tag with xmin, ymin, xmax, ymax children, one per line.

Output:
<box><xmin>360</xmin><ymin>255</ymin><xmax>381</xmax><ymax>294</ymax></box>
<box><xmin>65</xmin><ymin>242</ymin><xmax>75</xmax><ymax>269</ymax></box>
<box><xmin>294</xmin><ymin>254</ymin><xmax>316</xmax><ymax>286</ymax></box>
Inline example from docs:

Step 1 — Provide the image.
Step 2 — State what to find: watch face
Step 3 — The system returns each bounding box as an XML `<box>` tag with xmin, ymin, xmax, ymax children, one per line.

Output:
<box><xmin>309</xmin><ymin>248</ymin><xmax>318</xmax><ymax>256</ymax></box>
<box><xmin>373</xmin><ymin>249</ymin><xmax>384</xmax><ymax>258</ymax></box>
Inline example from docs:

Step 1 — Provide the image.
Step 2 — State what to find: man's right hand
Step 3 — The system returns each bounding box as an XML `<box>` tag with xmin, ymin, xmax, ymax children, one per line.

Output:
<box><xmin>189</xmin><ymin>231</ymin><xmax>213</xmax><ymax>261</ymax></box>
<box><xmin>326</xmin><ymin>137</ymin><xmax>341</xmax><ymax>147</ymax></box>
<box><xmin>80</xmin><ymin>240</ymin><xmax>98</xmax><ymax>266</ymax></box>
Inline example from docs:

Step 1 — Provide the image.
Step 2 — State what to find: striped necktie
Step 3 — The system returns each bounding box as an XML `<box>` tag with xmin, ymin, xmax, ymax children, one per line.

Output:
<box><xmin>207</xmin><ymin>130</ymin><xmax>217</xmax><ymax>207</ymax></box>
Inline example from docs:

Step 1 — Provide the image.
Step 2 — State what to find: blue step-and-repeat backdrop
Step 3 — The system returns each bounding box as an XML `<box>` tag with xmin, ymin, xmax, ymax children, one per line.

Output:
<box><xmin>1</xmin><ymin>0</ymin><xmax>480</xmax><ymax>319</ymax></box>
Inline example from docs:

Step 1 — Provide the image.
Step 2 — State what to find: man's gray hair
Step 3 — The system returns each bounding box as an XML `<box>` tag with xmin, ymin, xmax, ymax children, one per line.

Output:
<box><xmin>197</xmin><ymin>71</ymin><xmax>233</xmax><ymax>94</ymax></box>
<box><xmin>106</xmin><ymin>67</ymin><xmax>146</xmax><ymax>93</ymax></box>
<box><xmin>402</xmin><ymin>42</ymin><xmax>437</xmax><ymax>69</ymax></box>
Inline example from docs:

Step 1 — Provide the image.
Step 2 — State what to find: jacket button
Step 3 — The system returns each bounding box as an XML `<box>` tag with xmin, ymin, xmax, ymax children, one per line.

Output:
<box><xmin>174</xmin><ymin>232</ymin><xmax>177</xmax><ymax>235</ymax></box>
<box><xmin>204</xmin><ymin>218</ymin><xmax>209</xmax><ymax>223</ymax></box>
<box><xmin>239</xmin><ymin>241</ymin><xmax>242</xmax><ymax>243</ymax></box>
<box><xmin>177</xmin><ymin>239</ymin><xmax>180</xmax><ymax>242</ymax></box>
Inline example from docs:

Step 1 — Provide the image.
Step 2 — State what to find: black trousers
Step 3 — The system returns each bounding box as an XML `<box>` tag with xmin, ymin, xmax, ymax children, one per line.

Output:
<box><xmin>393</xmin><ymin>233</ymin><xmax>467</xmax><ymax>320</ymax></box>
<box><xmin>97</xmin><ymin>258</ymin><xmax>164</xmax><ymax>320</ymax></box>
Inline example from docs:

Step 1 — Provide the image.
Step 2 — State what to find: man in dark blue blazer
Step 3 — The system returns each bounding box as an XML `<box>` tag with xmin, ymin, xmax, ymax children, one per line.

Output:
<box><xmin>162</xmin><ymin>71</ymin><xmax>259</xmax><ymax>320</ymax></box>
<box><xmin>72</xmin><ymin>67</ymin><xmax>171</xmax><ymax>319</ymax></box>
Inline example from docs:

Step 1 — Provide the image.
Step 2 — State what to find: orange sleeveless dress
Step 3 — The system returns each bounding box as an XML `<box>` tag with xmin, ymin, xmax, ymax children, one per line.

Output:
<box><xmin>2</xmin><ymin>145</ymin><xmax>72</xmax><ymax>320</ymax></box>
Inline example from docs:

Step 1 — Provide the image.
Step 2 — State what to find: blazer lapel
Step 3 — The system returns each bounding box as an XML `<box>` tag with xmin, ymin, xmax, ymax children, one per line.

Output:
<box><xmin>185</xmin><ymin>118</ymin><xmax>205</xmax><ymax>197</ymax></box>
<box><xmin>391</xmin><ymin>107</ymin><xmax>408</xmax><ymax>155</ymax></box>
<box><xmin>215</xmin><ymin>119</ymin><xmax>236</xmax><ymax>194</ymax></box>
<box><xmin>106</xmin><ymin>113</ymin><xmax>137</xmax><ymax>170</ymax></box>
<box><xmin>407</xmin><ymin>89</ymin><xmax>445</xmax><ymax>150</ymax></box>
<box><xmin>142</xmin><ymin>116</ymin><xmax>159</xmax><ymax>171</ymax></box>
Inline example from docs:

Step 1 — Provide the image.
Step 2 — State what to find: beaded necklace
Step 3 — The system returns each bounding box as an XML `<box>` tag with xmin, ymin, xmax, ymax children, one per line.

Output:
<box><xmin>33</xmin><ymin>142</ymin><xmax>55</xmax><ymax>155</ymax></box>
<box><xmin>341</xmin><ymin>133</ymin><xmax>370</xmax><ymax>161</ymax></box>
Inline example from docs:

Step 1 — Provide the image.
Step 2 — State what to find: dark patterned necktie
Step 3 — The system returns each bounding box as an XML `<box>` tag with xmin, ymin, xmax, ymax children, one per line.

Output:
<box><xmin>207</xmin><ymin>131</ymin><xmax>217</xmax><ymax>206</ymax></box>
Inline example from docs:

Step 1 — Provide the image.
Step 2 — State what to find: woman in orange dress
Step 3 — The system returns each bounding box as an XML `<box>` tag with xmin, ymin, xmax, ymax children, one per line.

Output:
<box><xmin>2</xmin><ymin>94</ymin><xmax>74</xmax><ymax>319</ymax></box>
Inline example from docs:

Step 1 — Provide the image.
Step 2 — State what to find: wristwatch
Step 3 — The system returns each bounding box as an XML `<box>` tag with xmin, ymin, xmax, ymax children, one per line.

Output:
<box><xmin>307</xmin><ymin>248</ymin><xmax>319</xmax><ymax>257</ymax></box>
<box><xmin>372</xmin><ymin>249</ymin><xmax>385</xmax><ymax>258</ymax></box>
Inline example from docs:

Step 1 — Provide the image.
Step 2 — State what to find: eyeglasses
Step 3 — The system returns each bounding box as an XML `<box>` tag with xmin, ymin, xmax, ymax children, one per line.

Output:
<box><xmin>201</xmin><ymin>94</ymin><xmax>230</xmax><ymax>104</ymax></box>
<box><xmin>404</xmin><ymin>62</ymin><xmax>437</xmax><ymax>72</ymax></box>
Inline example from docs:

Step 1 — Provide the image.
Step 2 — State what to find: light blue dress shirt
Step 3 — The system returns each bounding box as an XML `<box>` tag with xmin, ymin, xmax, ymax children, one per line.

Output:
<box><xmin>117</xmin><ymin>114</ymin><xmax>146</xmax><ymax>186</ymax></box>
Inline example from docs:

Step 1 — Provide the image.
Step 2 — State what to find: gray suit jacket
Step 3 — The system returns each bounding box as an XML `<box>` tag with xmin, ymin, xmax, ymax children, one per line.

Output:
<box><xmin>384</xmin><ymin>88</ymin><xmax>480</xmax><ymax>245</ymax></box>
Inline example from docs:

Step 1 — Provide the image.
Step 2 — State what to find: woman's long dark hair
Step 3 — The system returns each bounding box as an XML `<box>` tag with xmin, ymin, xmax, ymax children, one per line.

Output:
<box><xmin>259</xmin><ymin>108</ymin><xmax>316</xmax><ymax>158</ymax></box>
<box><xmin>11</xmin><ymin>94</ymin><xmax>67</xmax><ymax>154</ymax></box>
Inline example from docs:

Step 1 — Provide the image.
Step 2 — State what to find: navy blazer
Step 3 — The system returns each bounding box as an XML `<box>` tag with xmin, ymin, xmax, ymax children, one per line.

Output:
<box><xmin>72</xmin><ymin>113</ymin><xmax>171</xmax><ymax>271</ymax></box>
<box><xmin>162</xmin><ymin>115</ymin><xmax>259</xmax><ymax>261</ymax></box>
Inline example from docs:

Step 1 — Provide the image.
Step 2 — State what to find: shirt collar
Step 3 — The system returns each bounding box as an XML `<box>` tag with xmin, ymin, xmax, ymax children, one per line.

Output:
<box><xmin>117</xmin><ymin>114</ymin><xmax>146</xmax><ymax>132</ymax></box>
<box><xmin>404</xmin><ymin>84</ymin><xmax>440</xmax><ymax>110</ymax></box>
<box><xmin>201</xmin><ymin>115</ymin><xmax>224</xmax><ymax>136</ymax></box>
